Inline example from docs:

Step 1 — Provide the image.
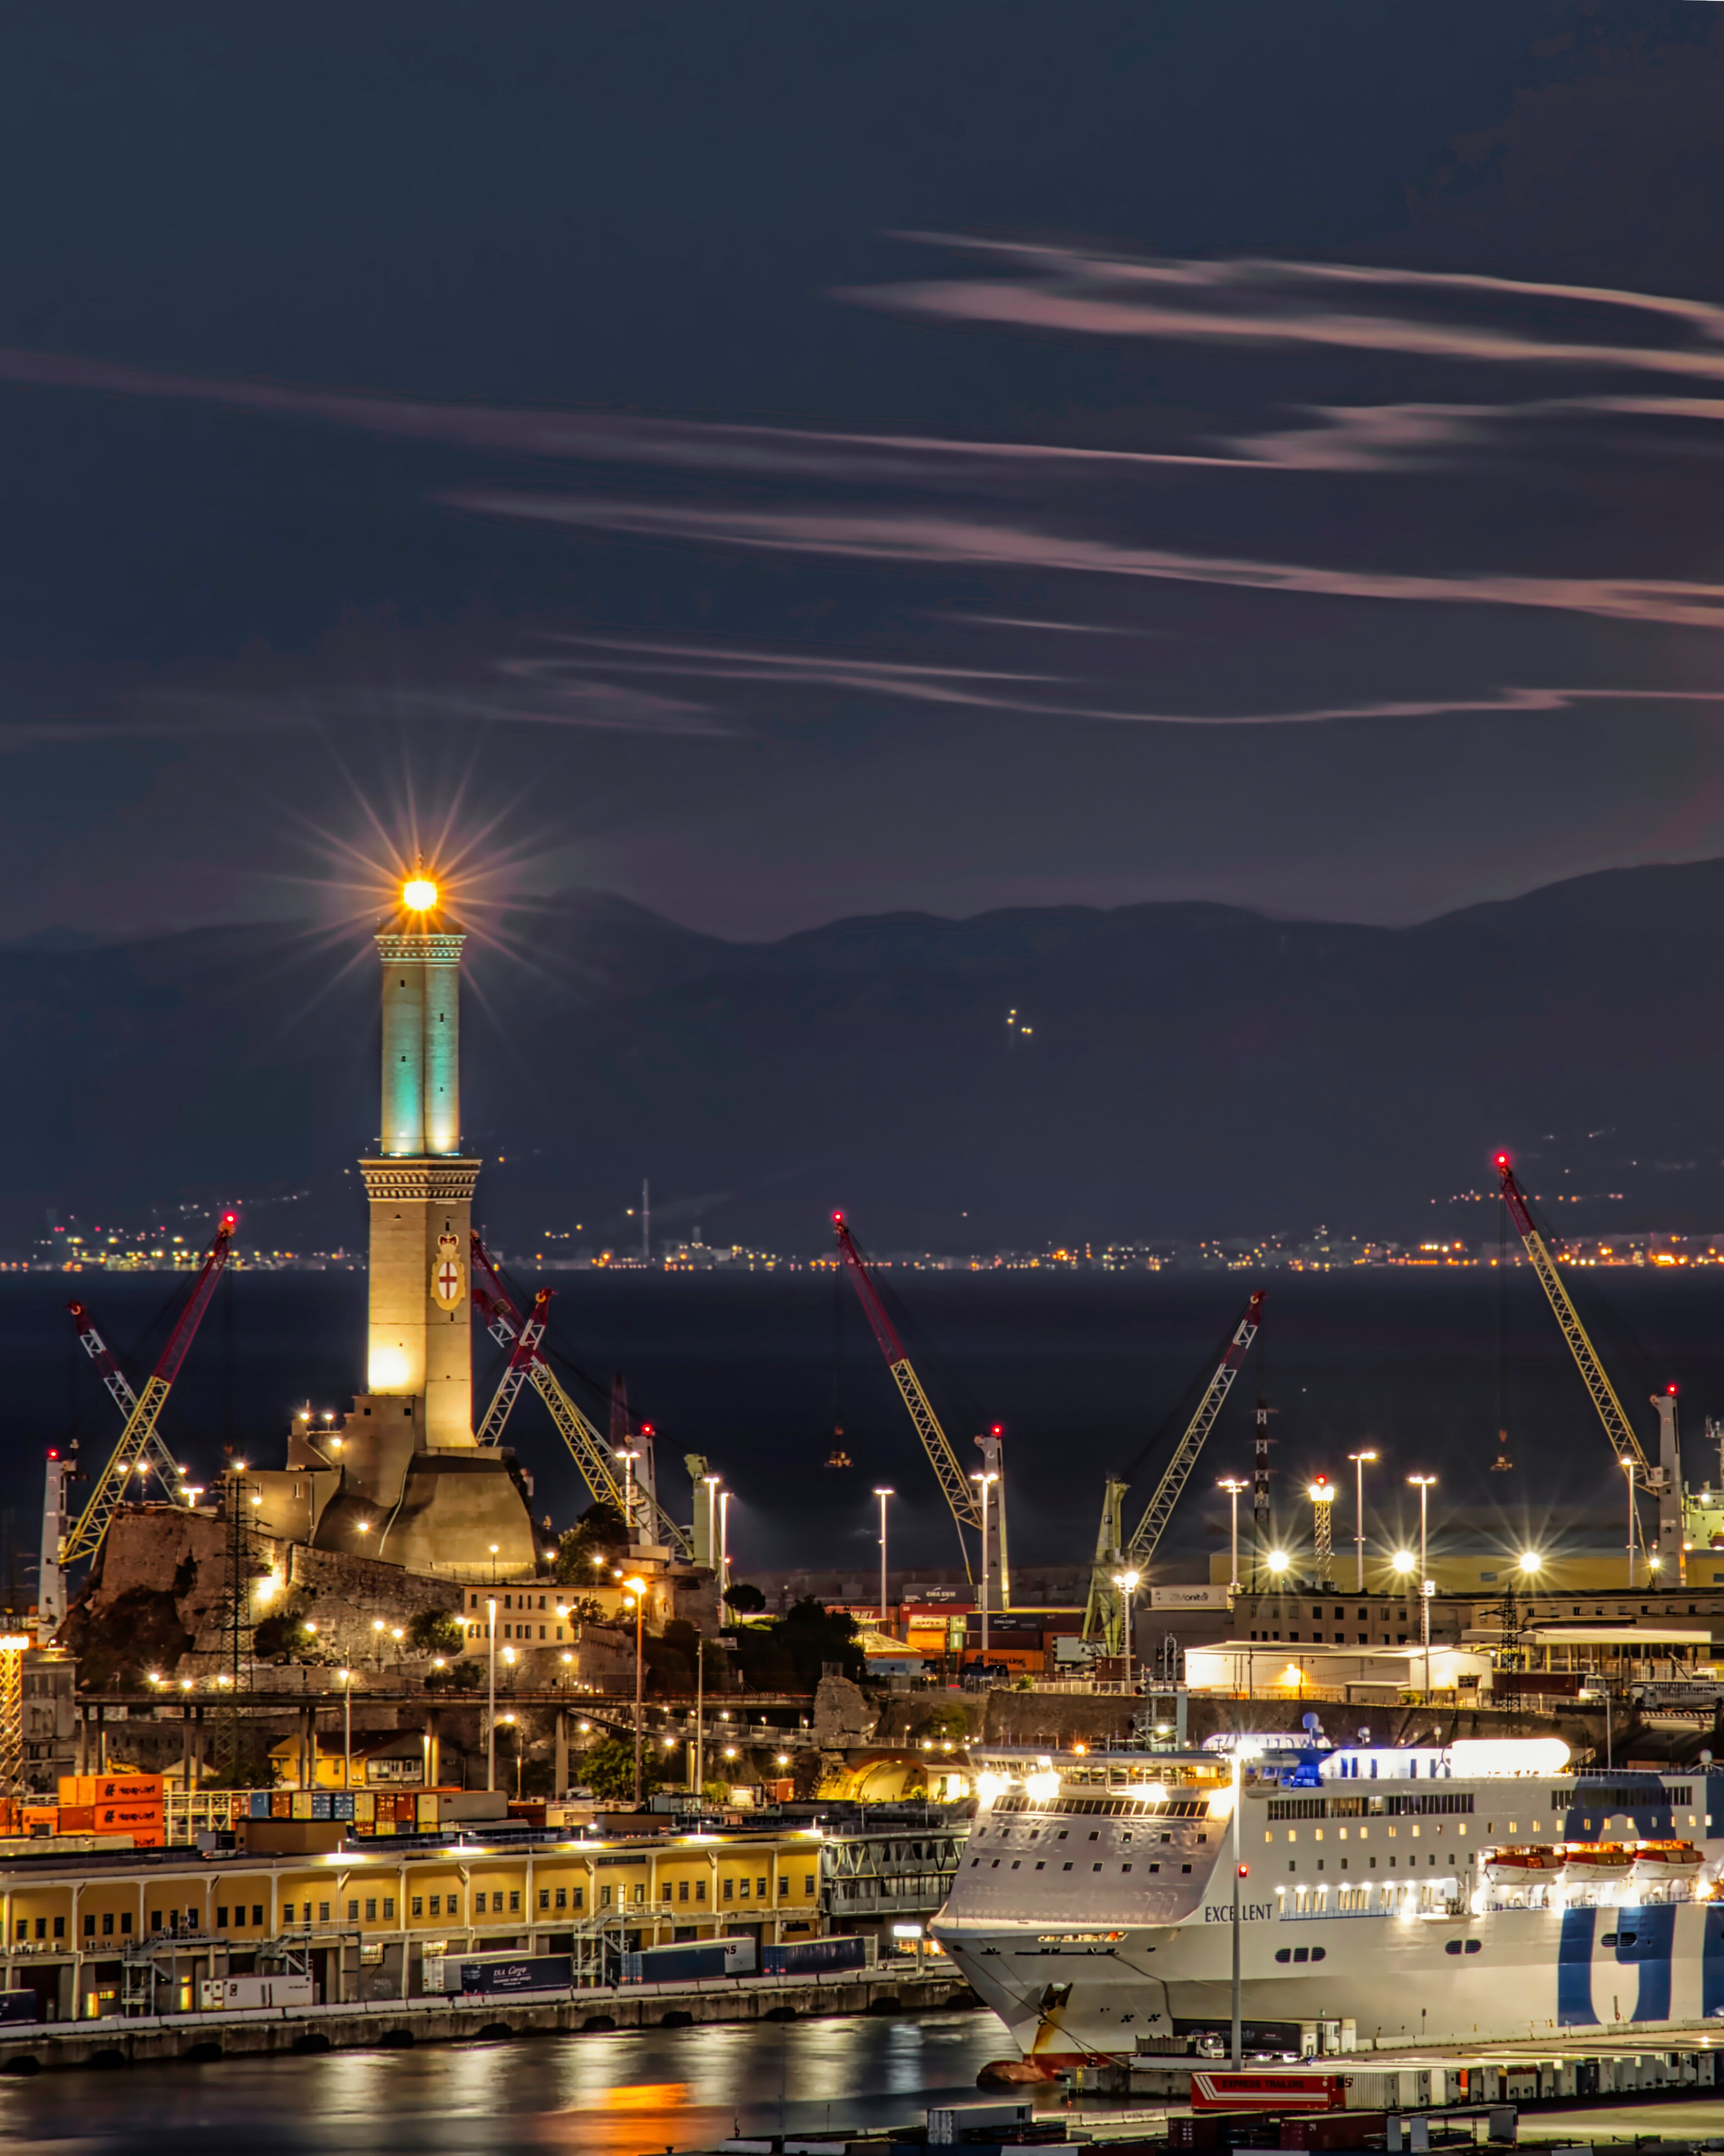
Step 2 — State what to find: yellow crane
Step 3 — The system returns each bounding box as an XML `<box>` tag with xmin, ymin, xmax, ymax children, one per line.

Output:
<box><xmin>469</xmin><ymin>1236</ymin><xmax>692</xmax><ymax>1559</ymax></box>
<box><xmin>1083</xmin><ymin>1289</ymin><xmax>1263</xmax><ymax>1653</ymax></box>
<box><xmin>59</xmin><ymin>1213</ymin><xmax>238</xmax><ymax>1567</ymax></box>
<box><xmin>1494</xmin><ymin>1152</ymin><xmax>1675</xmax><ymax>1579</ymax></box>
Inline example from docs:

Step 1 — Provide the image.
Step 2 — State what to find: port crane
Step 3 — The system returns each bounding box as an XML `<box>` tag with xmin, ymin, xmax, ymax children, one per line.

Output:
<box><xmin>1493</xmin><ymin>1151</ymin><xmax>1678</xmax><ymax>1578</ymax></box>
<box><xmin>833</xmin><ymin>1212</ymin><xmax>1003</xmax><ymax>1591</ymax></box>
<box><xmin>1082</xmin><ymin>1288</ymin><xmax>1263</xmax><ymax>1654</ymax></box>
<box><xmin>65</xmin><ymin>1301</ymin><xmax>185</xmax><ymax>1493</ymax></box>
<box><xmin>58</xmin><ymin>1212</ymin><xmax>238</xmax><ymax>1569</ymax></box>
<box><xmin>468</xmin><ymin>1234</ymin><xmax>693</xmax><ymax>1560</ymax></box>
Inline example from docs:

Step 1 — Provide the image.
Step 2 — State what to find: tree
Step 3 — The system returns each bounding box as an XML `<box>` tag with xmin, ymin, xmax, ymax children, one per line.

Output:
<box><xmin>733</xmin><ymin>1598</ymin><xmax>863</xmax><ymax>1689</ymax></box>
<box><xmin>252</xmin><ymin>1597</ymin><xmax>323</xmax><ymax>1666</ymax></box>
<box><xmin>425</xmin><ymin>1660</ymin><xmax>480</xmax><ymax>1692</ymax></box>
<box><xmin>552</xmin><ymin>1501</ymin><xmax>629</xmax><ymax>1586</ymax></box>
<box><xmin>579</xmin><ymin>1734</ymin><xmax>673</xmax><ymax>1804</ymax></box>
<box><xmin>724</xmin><ymin>1581</ymin><xmax>767</xmax><ymax>1614</ymax></box>
<box><xmin>407</xmin><ymin>1609</ymin><xmax>466</xmax><ymax>1656</ymax></box>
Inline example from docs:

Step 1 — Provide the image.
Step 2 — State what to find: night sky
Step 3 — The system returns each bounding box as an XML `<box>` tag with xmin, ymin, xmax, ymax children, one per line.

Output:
<box><xmin>5</xmin><ymin>3</ymin><xmax>1724</xmax><ymax>944</ymax></box>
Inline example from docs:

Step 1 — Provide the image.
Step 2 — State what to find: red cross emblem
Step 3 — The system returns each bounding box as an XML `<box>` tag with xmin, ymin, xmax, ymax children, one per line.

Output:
<box><xmin>436</xmin><ymin>1260</ymin><xmax>459</xmax><ymax>1299</ymax></box>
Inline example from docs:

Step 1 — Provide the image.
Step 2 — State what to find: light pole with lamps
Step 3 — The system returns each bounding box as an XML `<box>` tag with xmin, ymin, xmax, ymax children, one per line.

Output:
<box><xmin>1408</xmin><ymin>1475</ymin><xmax>1437</xmax><ymax>1696</ymax></box>
<box><xmin>1346</xmin><ymin>1449</ymin><xmax>1377</xmax><ymax>1593</ymax></box>
<box><xmin>336</xmin><ymin>1669</ymin><xmax>353</xmax><ymax>1789</ymax></box>
<box><xmin>1112</xmin><ymin>1570</ymin><xmax>1140</xmax><ymax>1692</ymax></box>
<box><xmin>717</xmin><ymin>1492</ymin><xmax>731</xmax><ymax>1595</ymax></box>
<box><xmin>617</xmin><ymin>1446</ymin><xmax>640</xmax><ymax>1548</ymax></box>
<box><xmin>971</xmin><ymin>1470</ymin><xmax>999</xmax><ymax>1661</ymax></box>
<box><xmin>1229</xmin><ymin>1738</ymin><xmax>1260</xmax><ymax>2069</ymax></box>
<box><xmin>1621</xmin><ymin>1456</ymin><xmax>1638</xmax><ymax>1588</ymax></box>
<box><xmin>873</xmin><ymin>1487</ymin><xmax>894</xmax><ymax>1632</ymax></box>
<box><xmin>1307</xmin><ymin>1478</ymin><xmax>1335</xmax><ymax>1586</ymax></box>
<box><xmin>1217</xmin><ymin>1479</ymin><xmax>1246</xmax><ymax>1597</ymax></box>
<box><xmin>625</xmin><ymin>1573</ymin><xmax>648</xmax><ymax>1806</ymax></box>
<box><xmin>485</xmin><ymin>1597</ymin><xmax>497</xmax><ymax>1792</ymax></box>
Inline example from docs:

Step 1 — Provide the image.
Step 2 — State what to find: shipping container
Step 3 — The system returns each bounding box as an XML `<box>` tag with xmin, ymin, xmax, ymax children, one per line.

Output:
<box><xmin>93</xmin><ymin>1802</ymin><xmax>164</xmax><ymax>1831</ymax></box>
<box><xmin>620</xmin><ymin>1937</ymin><xmax>758</xmax><ymax>1985</ymax></box>
<box><xmin>761</xmin><ymin>1935</ymin><xmax>875</xmax><ymax>1977</ymax></box>
<box><xmin>59</xmin><ymin>1775</ymin><xmax>163</xmax><ymax>1806</ymax></box>
<box><xmin>199</xmin><ymin>1974</ymin><xmax>315</xmax><ymax>2011</ymax></box>
<box><xmin>1190</xmin><ymin>2075</ymin><xmax>1348</xmax><ymax>2115</ymax></box>
<box><xmin>0</xmin><ymin>1991</ymin><xmax>39</xmax><ymax>2026</ymax></box>
<box><xmin>57</xmin><ymin>1805</ymin><xmax>96</xmax><ymax>1833</ymax></box>
<box><xmin>457</xmin><ymin>1954</ymin><xmax>574</xmax><ymax>1996</ymax></box>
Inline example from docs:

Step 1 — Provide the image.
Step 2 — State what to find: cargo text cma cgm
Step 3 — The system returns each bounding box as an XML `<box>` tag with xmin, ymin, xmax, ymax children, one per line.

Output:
<box><xmin>932</xmin><ymin>1734</ymin><xmax>1724</xmax><ymax>2058</ymax></box>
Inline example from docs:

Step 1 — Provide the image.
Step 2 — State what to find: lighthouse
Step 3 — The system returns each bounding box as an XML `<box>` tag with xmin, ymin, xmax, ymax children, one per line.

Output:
<box><xmin>358</xmin><ymin>874</ymin><xmax>481</xmax><ymax>1448</ymax></box>
<box><xmin>252</xmin><ymin>867</ymin><xmax>537</xmax><ymax>1579</ymax></box>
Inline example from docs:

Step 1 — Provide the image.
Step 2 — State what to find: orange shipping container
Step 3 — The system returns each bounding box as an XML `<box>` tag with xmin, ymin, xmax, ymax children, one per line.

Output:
<box><xmin>129</xmin><ymin>1828</ymin><xmax>164</xmax><ymax>1849</ymax></box>
<box><xmin>93</xmin><ymin>1802</ymin><xmax>163</xmax><ymax>1831</ymax></box>
<box><xmin>58</xmin><ymin>1805</ymin><xmax>96</xmax><ymax>1833</ymax></box>
<box><xmin>60</xmin><ymin>1775</ymin><xmax>163</xmax><ymax>1806</ymax></box>
<box><xmin>20</xmin><ymin>1807</ymin><xmax>57</xmax><ymax>1836</ymax></box>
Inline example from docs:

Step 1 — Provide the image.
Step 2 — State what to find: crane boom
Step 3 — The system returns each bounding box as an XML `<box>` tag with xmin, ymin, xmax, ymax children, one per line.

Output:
<box><xmin>1082</xmin><ymin>1289</ymin><xmax>1263</xmax><ymax>1651</ymax></box>
<box><xmin>66</xmin><ymin>1303</ymin><xmax>185</xmax><ymax>1491</ymax></box>
<box><xmin>60</xmin><ymin>1212</ymin><xmax>237</xmax><ymax>1566</ymax></box>
<box><xmin>1125</xmin><ymin>1290</ymin><xmax>1265</xmax><ymax>1564</ymax></box>
<box><xmin>833</xmin><ymin>1214</ymin><xmax>982</xmax><ymax>1570</ymax></box>
<box><xmin>469</xmin><ymin>1235</ymin><xmax>693</xmax><ymax>1559</ymax></box>
<box><xmin>1494</xmin><ymin>1154</ymin><xmax>1651</xmax><ymax>1477</ymax></box>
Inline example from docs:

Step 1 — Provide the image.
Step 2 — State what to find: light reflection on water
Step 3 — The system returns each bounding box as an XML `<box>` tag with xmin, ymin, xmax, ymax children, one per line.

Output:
<box><xmin>0</xmin><ymin>2011</ymin><xmax>1013</xmax><ymax>2156</ymax></box>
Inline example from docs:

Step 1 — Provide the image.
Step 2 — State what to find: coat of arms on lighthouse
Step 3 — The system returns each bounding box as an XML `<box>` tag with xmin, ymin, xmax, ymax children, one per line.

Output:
<box><xmin>432</xmin><ymin>1231</ymin><xmax>466</xmax><ymax>1311</ymax></box>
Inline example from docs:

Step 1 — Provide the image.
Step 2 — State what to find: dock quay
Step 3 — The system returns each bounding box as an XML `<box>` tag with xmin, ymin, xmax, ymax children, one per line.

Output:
<box><xmin>0</xmin><ymin>1962</ymin><xmax>977</xmax><ymax>2073</ymax></box>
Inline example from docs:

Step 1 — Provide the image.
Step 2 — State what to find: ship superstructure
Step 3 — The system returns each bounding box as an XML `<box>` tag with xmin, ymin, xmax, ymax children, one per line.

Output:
<box><xmin>932</xmin><ymin>1738</ymin><xmax>1724</xmax><ymax>2060</ymax></box>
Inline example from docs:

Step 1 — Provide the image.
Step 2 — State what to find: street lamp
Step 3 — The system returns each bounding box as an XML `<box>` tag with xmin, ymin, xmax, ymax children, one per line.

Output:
<box><xmin>873</xmin><ymin>1488</ymin><xmax>895</xmax><ymax>1633</ymax></box>
<box><xmin>1265</xmin><ymin>1549</ymin><xmax>1289</xmax><ymax>1578</ymax></box>
<box><xmin>1112</xmin><ymin>1571</ymin><xmax>1141</xmax><ymax>1693</ymax></box>
<box><xmin>617</xmin><ymin>1447</ymin><xmax>640</xmax><ymax>1548</ymax></box>
<box><xmin>1218</xmin><ymin>1479</ymin><xmax>1246</xmax><ymax>1598</ymax></box>
<box><xmin>717</xmin><ymin>1492</ymin><xmax>731</xmax><ymax>1595</ymax></box>
<box><xmin>1621</xmin><ymin>1457</ymin><xmax>1638</xmax><ymax>1588</ymax></box>
<box><xmin>1346</xmin><ymin>1450</ymin><xmax>1378</xmax><ymax>1594</ymax></box>
<box><xmin>971</xmin><ymin>1470</ymin><xmax>999</xmax><ymax>1661</ymax></box>
<box><xmin>1518</xmin><ymin>1550</ymin><xmax>1542</xmax><ymax>1577</ymax></box>
<box><xmin>624</xmin><ymin>1573</ymin><xmax>648</xmax><ymax>1806</ymax></box>
<box><xmin>485</xmin><ymin>1597</ymin><xmax>498</xmax><ymax>1792</ymax></box>
<box><xmin>1408</xmin><ymin>1476</ymin><xmax>1437</xmax><ymax>1697</ymax></box>
<box><xmin>336</xmin><ymin>1669</ymin><xmax>353</xmax><ymax>1790</ymax></box>
<box><xmin>1229</xmin><ymin>1739</ymin><xmax>1261</xmax><ymax>2069</ymax></box>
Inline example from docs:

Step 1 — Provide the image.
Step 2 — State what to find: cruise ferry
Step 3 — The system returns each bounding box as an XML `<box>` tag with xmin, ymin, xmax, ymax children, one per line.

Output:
<box><xmin>930</xmin><ymin>1736</ymin><xmax>1724</xmax><ymax>2059</ymax></box>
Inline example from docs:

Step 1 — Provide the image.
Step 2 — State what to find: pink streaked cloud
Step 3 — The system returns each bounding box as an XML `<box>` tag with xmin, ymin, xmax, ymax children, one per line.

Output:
<box><xmin>449</xmin><ymin>490</ymin><xmax>1724</xmax><ymax>633</ymax></box>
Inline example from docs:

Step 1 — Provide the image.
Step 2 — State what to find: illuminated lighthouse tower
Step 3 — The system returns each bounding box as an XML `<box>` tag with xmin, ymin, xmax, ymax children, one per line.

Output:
<box><xmin>359</xmin><ymin>872</ymin><xmax>480</xmax><ymax>1447</ymax></box>
<box><xmin>256</xmin><ymin>867</ymin><xmax>536</xmax><ymax>1578</ymax></box>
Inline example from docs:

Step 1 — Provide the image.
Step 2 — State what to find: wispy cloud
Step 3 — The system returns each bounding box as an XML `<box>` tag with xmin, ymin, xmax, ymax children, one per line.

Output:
<box><xmin>450</xmin><ymin>490</ymin><xmax>1724</xmax><ymax>633</ymax></box>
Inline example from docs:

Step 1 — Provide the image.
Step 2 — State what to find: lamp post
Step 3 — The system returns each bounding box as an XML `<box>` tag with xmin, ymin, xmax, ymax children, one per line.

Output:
<box><xmin>1229</xmin><ymin>1740</ymin><xmax>1259</xmax><ymax>2069</ymax></box>
<box><xmin>874</xmin><ymin>1487</ymin><xmax>894</xmax><ymax>1633</ymax></box>
<box><xmin>1218</xmin><ymin>1479</ymin><xmax>1246</xmax><ymax>1598</ymax></box>
<box><xmin>625</xmin><ymin>1572</ymin><xmax>648</xmax><ymax>1806</ymax></box>
<box><xmin>1347</xmin><ymin>1450</ymin><xmax>1377</xmax><ymax>1594</ymax></box>
<box><xmin>971</xmin><ymin>1470</ymin><xmax>999</xmax><ymax>1661</ymax></box>
<box><xmin>1112</xmin><ymin>1570</ymin><xmax>1140</xmax><ymax>1693</ymax></box>
<box><xmin>617</xmin><ymin>1446</ymin><xmax>640</xmax><ymax>1548</ymax></box>
<box><xmin>1621</xmin><ymin>1456</ymin><xmax>1638</xmax><ymax>1588</ymax></box>
<box><xmin>336</xmin><ymin>1669</ymin><xmax>353</xmax><ymax>1790</ymax></box>
<box><xmin>717</xmin><ymin>1492</ymin><xmax>731</xmax><ymax>1595</ymax></box>
<box><xmin>1408</xmin><ymin>1475</ymin><xmax>1437</xmax><ymax>1697</ymax></box>
<box><xmin>485</xmin><ymin>1597</ymin><xmax>497</xmax><ymax>1792</ymax></box>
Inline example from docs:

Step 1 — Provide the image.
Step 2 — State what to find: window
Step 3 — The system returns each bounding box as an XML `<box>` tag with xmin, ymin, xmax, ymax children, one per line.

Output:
<box><xmin>803</xmin><ymin>1875</ymin><xmax>814</xmax><ymax>1897</ymax></box>
<box><xmin>120</xmin><ymin>1913</ymin><xmax>132</xmax><ymax>1936</ymax></box>
<box><xmin>678</xmin><ymin>1880</ymin><xmax>689</xmax><ymax>1903</ymax></box>
<box><xmin>383</xmin><ymin>1900</ymin><xmax>394</xmax><ymax>1921</ymax></box>
<box><xmin>695</xmin><ymin>1881</ymin><xmax>706</xmax><ymax>1902</ymax></box>
<box><xmin>447</xmin><ymin>1897</ymin><xmax>460</xmax><ymax>1920</ymax></box>
<box><xmin>151</xmin><ymin>1911</ymin><xmax>163</xmax><ymax>1932</ymax></box>
<box><xmin>348</xmin><ymin>1901</ymin><xmax>359</xmax><ymax>1922</ymax></box>
<box><xmin>573</xmin><ymin>1888</ymin><xmax>584</xmax><ymax>1911</ymax></box>
<box><xmin>103</xmin><ymin>1913</ymin><xmax>115</xmax><ymax>1937</ymax></box>
<box><xmin>318</xmin><ymin>1903</ymin><xmax>330</xmax><ymax>1924</ymax></box>
<box><xmin>215</xmin><ymin>1908</ymin><xmax>228</xmax><ymax>1930</ymax></box>
<box><xmin>365</xmin><ymin>1899</ymin><xmax>377</xmax><ymax>1922</ymax></box>
<box><xmin>475</xmin><ymin>1892</ymin><xmax>487</xmax><ymax>1915</ymax></box>
<box><xmin>430</xmin><ymin>1896</ymin><xmax>441</xmax><ymax>1917</ymax></box>
<box><xmin>556</xmin><ymin>1888</ymin><xmax>568</xmax><ymax>1912</ymax></box>
<box><xmin>757</xmin><ymin>1878</ymin><xmax>767</xmax><ymax>1900</ymax></box>
<box><xmin>509</xmin><ymin>1890</ymin><xmax>520</xmax><ymax>1914</ymax></box>
<box><xmin>723</xmin><ymin>1879</ymin><xmax>734</xmax><ymax>1901</ymax></box>
<box><xmin>83</xmin><ymin>1914</ymin><xmax>97</xmax><ymax>1938</ymax></box>
<box><xmin>284</xmin><ymin>1904</ymin><xmax>296</xmax><ymax>1926</ymax></box>
<box><xmin>412</xmin><ymin>1898</ymin><xmax>424</xmax><ymax>1918</ymax></box>
<box><xmin>540</xmin><ymin>1890</ymin><xmax>551</xmax><ymax>1912</ymax></box>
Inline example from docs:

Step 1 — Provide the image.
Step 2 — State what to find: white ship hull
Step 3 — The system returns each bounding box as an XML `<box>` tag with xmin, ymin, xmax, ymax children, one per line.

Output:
<box><xmin>934</xmin><ymin>1741</ymin><xmax>1724</xmax><ymax>2063</ymax></box>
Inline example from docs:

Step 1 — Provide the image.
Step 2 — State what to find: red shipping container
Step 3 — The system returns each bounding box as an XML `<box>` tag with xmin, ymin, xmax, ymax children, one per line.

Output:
<box><xmin>58</xmin><ymin>1805</ymin><xmax>96</xmax><ymax>1832</ymax></box>
<box><xmin>1192</xmin><ymin>2075</ymin><xmax>1348</xmax><ymax>2115</ymax></box>
<box><xmin>1282</xmin><ymin>2116</ymin><xmax>1387</xmax><ymax>2149</ymax></box>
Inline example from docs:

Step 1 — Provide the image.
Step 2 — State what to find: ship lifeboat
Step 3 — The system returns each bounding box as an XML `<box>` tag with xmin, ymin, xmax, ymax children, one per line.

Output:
<box><xmin>1486</xmin><ymin>1846</ymin><xmax>1565</xmax><ymax>1888</ymax></box>
<box><xmin>1631</xmin><ymin>1842</ymin><xmax>1704</xmax><ymax>1886</ymax></box>
<box><xmin>1561</xmin><ymin>1843</ymin><xmax>1634</xmax><ymax>1887</ymax></box>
